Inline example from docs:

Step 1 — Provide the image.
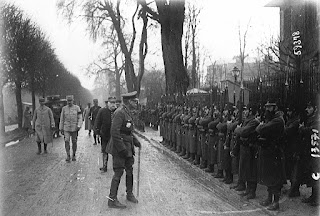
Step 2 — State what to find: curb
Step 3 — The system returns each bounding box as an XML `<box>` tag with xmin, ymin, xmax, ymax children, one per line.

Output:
<box><xmin>135</xmin><ymin>131</ymin><xmax>278</xmax><ymax>216</ymax></box>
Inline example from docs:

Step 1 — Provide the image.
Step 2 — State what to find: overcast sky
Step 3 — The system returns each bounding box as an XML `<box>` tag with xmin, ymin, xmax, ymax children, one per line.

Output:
<box><xmin>5</xmin><ymin>0</ymin><xmax>279</xmax><ymax>90</ymax></box>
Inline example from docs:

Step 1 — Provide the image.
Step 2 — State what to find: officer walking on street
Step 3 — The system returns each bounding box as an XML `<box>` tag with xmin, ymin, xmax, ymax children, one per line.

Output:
<box><xmin>107</xmin><ymin>91</ymin><xmax>142</xmax><ymax>209</ymax></box>
<box><xmin>59</xmin><ymin>95</ymin><xmax>83</xmax><ymax>162</ymax></box>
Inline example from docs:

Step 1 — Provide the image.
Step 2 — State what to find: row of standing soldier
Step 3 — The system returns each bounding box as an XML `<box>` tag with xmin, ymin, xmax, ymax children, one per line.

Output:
<box><xmin>158</xmin><ymin>99</ymin><xmax>319</xmax><ymax>211</ymax></box>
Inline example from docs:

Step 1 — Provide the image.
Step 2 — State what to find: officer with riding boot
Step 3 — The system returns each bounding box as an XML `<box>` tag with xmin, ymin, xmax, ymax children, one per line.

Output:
<box><xmin>59</xmin><ymin>95</ymin><xmax>83</xmax><ymax>162</ymax></box>
<box><xmin>256</xmin><ymin>100</ymin><xmax>285</xmax><ymax>211</ymax></box>
<box><xmin>94</xmin><ymin>96</ymin><xmax>117</xmax><ymax>172</ymax></box>
<box><xmin>107</xmin><ymin>91</ymin><xmax>141</xmax><ymax>209</ymax></box>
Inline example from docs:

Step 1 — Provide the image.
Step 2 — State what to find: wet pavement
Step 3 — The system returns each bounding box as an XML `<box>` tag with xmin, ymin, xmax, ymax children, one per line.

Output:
<box><xmin>0</xmin><ymin>127</ymin><xmax>319</xmax><ymax>216</ymax></box>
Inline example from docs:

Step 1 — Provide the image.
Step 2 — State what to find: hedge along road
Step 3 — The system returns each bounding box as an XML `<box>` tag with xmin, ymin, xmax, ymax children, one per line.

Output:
<box><xmin>0</xmin><ymin>128</ymin><xmax>272</xmax><ymax>216</ymax></box>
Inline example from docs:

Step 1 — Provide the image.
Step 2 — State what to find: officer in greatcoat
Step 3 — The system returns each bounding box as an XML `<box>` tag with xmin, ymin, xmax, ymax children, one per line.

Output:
<box><xmin>106</xmin><ymin>91</ymin><xmax>141</xmax><ymax>209</ymax></box>
<box><xmin>256</xmin><ymin>100</ymin><xmax>285</xmax><ymax>211</ymax></box>
<box><xmin>283</xmin><ymin>105</ymin><xmax>301</xmax><ymax>197</ymax></box>
<box><xmin>94</xmin><ymin>96</ymin><xmax>117</xmax><ymax>172</ymax></box>
<box><xmin>300</xmin><ymin>101</ymin><xmax>320</xmax><ymax>206</ymax></box>
<box><xmin>89</xmin><ymin>99</ymin><xmax>101</xmax><ymax>145</ymax></box>
<box><xmin>237</xmin><ymin>105</ymin><xmax>260</xmax><ymax>199</ymax></box>
<box><xmin>32</xmin><ymin>97</ymin><xmax>55</xmax><ymax>154</ymax></box>
<box><xmin>207</xmin><ymin>108</ymin><xmax>220</xmax><ymax>173</ymax></box>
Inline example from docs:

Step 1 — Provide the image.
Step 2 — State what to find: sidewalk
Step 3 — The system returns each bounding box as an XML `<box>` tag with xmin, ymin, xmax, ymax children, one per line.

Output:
<box><xmin>136</xmin><ymin>127</ymin><xmax>320</xmax><ymax>216</ymax></box>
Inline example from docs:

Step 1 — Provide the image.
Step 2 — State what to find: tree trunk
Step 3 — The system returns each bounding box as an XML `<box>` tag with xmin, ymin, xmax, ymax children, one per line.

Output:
<box><xmin>31</xmin><ymin>76</ymin><xmax>36</xmax><ymax>112</ymax></box>
<box><xmin>0</xmin><ymin>84</ymin><xmax>5</xmax><ymax>136</ymax></box>
<box><xmin>15</xmin><ymin>81</ymin><xmax>23</xmax><ymax>128</ymax></box>
<box><xmin>191</xmin><ymin>27</ymin><xmax>196</xmax><ymax>88</ymax></box>
<box><xmin>115</xmin><ymin>69</ymin><xmax>121</xmax><ymax>99</ymax></box>
<box><xmin>156</xmin><ymin>0</ymin><xmax>189</xmax><ymax>94</ymax></box>
<box><xmin>137</xmin><ymin>7</ymin><xmax>148</xmax><ymax>96</ymax></box>
<box><xmin>105</xmin><ymin>4</ymin><xmax>136</xmax><ymax>92</ymax></box>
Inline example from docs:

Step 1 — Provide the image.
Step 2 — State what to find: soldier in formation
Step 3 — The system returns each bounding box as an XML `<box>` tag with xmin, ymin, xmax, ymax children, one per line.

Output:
<box><xmin>158</xmin><ymin>97</ymin><xmax>320</xmax><ymax>210</ymax></box>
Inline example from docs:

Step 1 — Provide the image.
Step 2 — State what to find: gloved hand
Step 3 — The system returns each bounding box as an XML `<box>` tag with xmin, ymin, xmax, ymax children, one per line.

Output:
<box><xmin>118</xmin><ymin>149</ymin><xmax>128</xmax><ymax>158</ymax></box>
<box><xmin>61</xmin><ymin>130</ymin><xmax>64</xmax><ymax>135</ymax></box>
<box><xmin>133</xmin><ymin>138</ymin><xmax>141</xmax><ymax>149</ymax></box>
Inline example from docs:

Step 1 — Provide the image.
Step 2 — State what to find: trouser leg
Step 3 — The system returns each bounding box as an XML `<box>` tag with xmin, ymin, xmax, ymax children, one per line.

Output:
<box><xmin>44</xmin><ymin>143</ymin><xmax>47</xmax><ymax>153</ymax></box>
<box><xmin>37</xmin><ymin>142</ymin><xmax>41</xmax><ymax>154</ymax></box>
<box><xmin>109</xmin><ymin>168</ymin><xmax>124</xmax><ymax>200</ymax></box>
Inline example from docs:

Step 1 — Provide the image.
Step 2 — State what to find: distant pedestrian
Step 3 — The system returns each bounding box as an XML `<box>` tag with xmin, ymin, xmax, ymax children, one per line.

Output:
<box><xmin>32</xmin><ymin>97</ymin><xmax>55</xmax><ymax>154</ymax></box>
<box><xmin>107</xmin><ymin>91</ymin><xmax>141</xmax><ymax>209</ymax></box>
<box><xmin>83</xmin><ymin>103</ymin><xmax>92</xmax><ymax>135</ymax></box>
<box><xmin>23</xmin><ymin>106</ymin><xmax>32</xmax><ymax>136</ymax></box>
<box><xmin>89</xmin><ymin>99</ymin><xmax>101</xmax><ymax>145</ymax></box>
<box><xmin>94</xmin><ymin>96</ymin><xmax>117</xmax><ymax>172</ymax></box>
<box><xmin>59</xmin><ymin>95</ymin><xmax>83</xmax><ymax>162</ymax></box>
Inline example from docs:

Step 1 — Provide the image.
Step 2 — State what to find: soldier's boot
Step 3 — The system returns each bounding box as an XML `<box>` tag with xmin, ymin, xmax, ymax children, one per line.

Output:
<box><xmin>288</xmin><ymin>181</ymin><xmax>300</xmax><ymax>197</ymax></box>
<box><xmin>199</xmin><ymin>159</ymin><xmax>207</xmax><ymax>169</ymax></box>
<box><xmin>204</xmin><ymin>164</ymin><xmax>214</xmax><ymax>173</ymax></box>
<box><xmin>36</xmin><ymin>143</ymin><xmax>41</xmax><ymax>155</ymax></box>
<box><xmin>43</xmin><ymin>143</ymin><xmax>48</xmax><ymax>154</ymax></box>
<box><xmin>213</xmin><ymin>169</ymin><xmax>224</xmax><ymax>178</ymax></box>
<box><xmin>182</xmin><ymin>151</ymin><xmax>190</xmax><ymax>159</ymax></box>
<box><xmin>267</xmin><ymin>194</ymin><xmax>280</xmax><ymax>211</ymax></box>
<box><xmin>66</xmin><ymin>153</ymin><xmax>71</xmax><ymax>162</ymax></box>
<box><xmin>126</xmin><ymin>175</ymin><xmax>138</xmax><ymax>203</ymax></box>
<box><xmin>246</xmin><ymin>189</ymin><xmax>257</xmax><ymax>200</ymax></box>
<box><xmin>72</xmin><ymin>143</ymin><xmax>77</xmax><ymax>161</ymax></box>
<box><xmin>171</xmin><ymin>142</ymin><xmax>175</xmax><ymax>149</ymax></box>
<box><xmin>93</xmin><ymin>135</ymin><xmax>97</xmax><ymax>145</ymax></box>
<box><xmin>108</xmin><ymin>175</ymin><xmax>126</xmax><ymax>209</ymax></box>
<box><xmin>100</xmin><ymin>153</ymin><xmax>108</xmax><ymax>172</ymax></box>
<box><xmin>187</xmin><ymin>153</ymin><xmax>195</xmax><ymax>162</ymax></box>
<box><xmin>193</xmin><ymin>155</ymin><xmax>201</xmax><ymax>166</ymax></box>
<box><xmin>224</xmin><ymin>170</ymin><xmax>233</xmax><ymax>184</ymax></box>
<box><xmin>234</xmin><ymin>182</ymin><xmax>246</xmax><ymax>191</ymax></box>
<box><xmin>302</xmin><ymin>186</ymin><xmax>318</xmax><ymax>205</ymax></box>
<box><xmin>230</xmin><ymin>180</ymin><xmax>243</xmax><ymax>189</ymax></box>
<box><xmin>178</xmin><ymin>148</ymin><xmax>186</xmax><ymax>157</ymax></box>
<box><xmin>175</xmin><ymin>145</ymin><xmax>181</xmax><ymax>154</ymax></box>
<box><xmin>171</xmin><ymin>143</ymin><xmax>177</xmax><ymax>151</ymax></box>
<box><xmin>309</xmin><ymin>187</ymin><xmax>320</xmax><ymax>206</ymax></box>
<box><xmin>260</xmin><ymin>192</ymin><xmax>273</xmax><ymax>207</ymax></box>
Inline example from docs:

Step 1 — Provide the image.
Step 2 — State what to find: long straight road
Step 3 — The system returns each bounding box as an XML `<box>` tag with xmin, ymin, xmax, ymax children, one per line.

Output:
<box><xmin>0</xmin><ymin>128</ymin><xmax>315</xmax><ymax>216</ymax></box>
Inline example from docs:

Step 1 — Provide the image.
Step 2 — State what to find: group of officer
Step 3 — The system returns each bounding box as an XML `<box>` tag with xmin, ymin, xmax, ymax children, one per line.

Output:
<box><xmin>158</xmin><ymin>99</ymin><xmax>319</xmax><ymax>211</ymax></box>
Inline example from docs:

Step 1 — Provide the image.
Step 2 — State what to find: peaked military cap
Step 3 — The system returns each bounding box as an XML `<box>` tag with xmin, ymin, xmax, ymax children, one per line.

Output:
<box><xmin>39</xmin><ymin>97</ymin><xmax>45</xmax><ymax>102</ymax></box>
<box><xmin>265</xmin><ymin>100</ymin><xmax>277</xmax><ymax>106</ymax></box>
<box><xmin>122</xmin><ymin>91</ymin><xmax>137</xmax><ymax>100</ymax></box>
<box><xmin>107</xmin><ymin>96</ymin><xmax>116</xmax><ymax>103</ymax></box>
<box><xmin>66</xmin><ymin>95</ymin><xmax>74</xmax><ymax>101</ymax></box>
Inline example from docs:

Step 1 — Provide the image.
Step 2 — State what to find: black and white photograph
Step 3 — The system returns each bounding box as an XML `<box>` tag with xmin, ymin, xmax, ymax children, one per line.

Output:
<box><xmin>0</xmin><ymin>0</ymin><xmax>319</xmax><ymax>215</ymax></box>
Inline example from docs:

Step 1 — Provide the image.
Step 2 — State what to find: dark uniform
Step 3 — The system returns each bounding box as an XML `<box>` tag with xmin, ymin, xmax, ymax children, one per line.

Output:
<box><xmin>283</xmin><ymin>107</ymin><xmax>301</xmax><ymax>197</ymax></box>
<box><xmin>299</xmin><ymin>101</ymin><xmax>320</xmax><ymax>206</ymax></box>
<box><xmin>256</xmin><ymin>101</ymin><xmax>285</xmax><ymax>211</ymax></box>
<box><xmin>206</xmin><ymin>112</ymin><xmax>220</xmax><ymax>173</ymax></box>
<box><xmin>238</xmin><ymin>113</ymin><xmax>260</xmax><ymax>199</ymax></box>
<box><xmin>107</xmin><ymin>91</ymin><xmax>141</xmax><ymax>209</ymax></box>
<box><xmin>94</xmin><ymin>97</ymin><xmax>115</xmax><ymax>172</ymax></box>
<box><xmin>89</xmin><ymin>99</ymin><xmax>101</xmax><ymax>145</ymax></box>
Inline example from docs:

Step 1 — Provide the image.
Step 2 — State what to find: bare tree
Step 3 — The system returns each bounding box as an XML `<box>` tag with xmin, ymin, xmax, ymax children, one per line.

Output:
<box><xmin>58</xmin><ymin>0</ymin><xmax>148</xmax><ymax>94</ymax></box>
